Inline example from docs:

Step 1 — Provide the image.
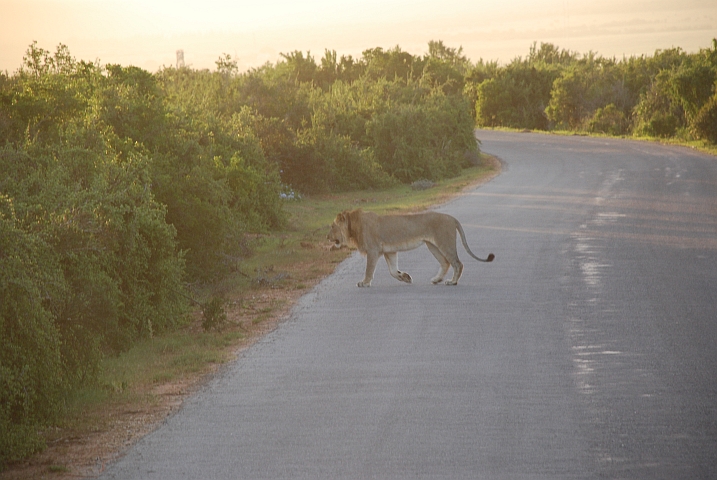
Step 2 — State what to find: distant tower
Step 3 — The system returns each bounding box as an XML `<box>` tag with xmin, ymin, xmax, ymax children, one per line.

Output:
<box><xmin>176</xmin><ymin>50</ymin><xmax>185</xmax><ymax>69</ymax></box>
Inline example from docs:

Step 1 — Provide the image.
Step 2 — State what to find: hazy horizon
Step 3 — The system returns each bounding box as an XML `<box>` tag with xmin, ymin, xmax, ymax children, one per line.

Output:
<box><xmin>2</xmin><ymin>0</ymin><xmax>715</xmax><ymax>73</ymax></box>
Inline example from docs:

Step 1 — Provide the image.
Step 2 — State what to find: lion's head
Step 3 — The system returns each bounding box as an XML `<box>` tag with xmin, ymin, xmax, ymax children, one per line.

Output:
<box><xmin>327</xmin><ymin>211</ymin><xmax>354</xmax><ymax>249</ymax></box>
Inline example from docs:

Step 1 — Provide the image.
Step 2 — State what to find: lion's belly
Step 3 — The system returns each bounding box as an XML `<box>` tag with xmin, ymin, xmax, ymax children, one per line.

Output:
<box><xmin>380</xmin><ymin>238</ymin><xmax>428</xmax><ymax>253</ymax></box>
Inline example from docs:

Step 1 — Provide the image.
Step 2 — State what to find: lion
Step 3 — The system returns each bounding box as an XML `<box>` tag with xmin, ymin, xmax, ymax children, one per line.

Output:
<box><xmin>327</xmin><ymin>209</ymin><xmax>494</xmax><ymax>287</ymax></box>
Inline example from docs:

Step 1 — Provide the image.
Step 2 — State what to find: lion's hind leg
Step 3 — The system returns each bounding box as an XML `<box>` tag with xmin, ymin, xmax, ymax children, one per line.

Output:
<box><xmin>445</xmin><ymin>258</ymin><xmax>464</xmax><ymax>285</ymax></box>
<box><xmin>426</xmin><ymin>242</ymin><xmax>451</xmax><ymax>284</ymax></box>
<box><xmin>427</xmin><ymin>241</ymin><xmax>463</xmax><ymax>285</ymax></box>
<box><xmin>384</xmin><ymin>252</ymin><xmax>412</xmax><ymax>284</ymax></box>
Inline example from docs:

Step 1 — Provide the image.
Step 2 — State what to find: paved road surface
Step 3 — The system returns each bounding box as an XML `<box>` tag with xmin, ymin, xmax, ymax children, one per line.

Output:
<box><xmin>102</xmin><ymin>130</ymin><xmax>717</xmax><ymax>479</ymax></box>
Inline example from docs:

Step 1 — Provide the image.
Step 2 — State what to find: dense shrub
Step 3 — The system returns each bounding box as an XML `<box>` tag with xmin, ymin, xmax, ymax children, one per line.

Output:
<box><xmin>587</xmin><ymin>104</ymin><xmax>629</xmax><ymax>135</ymax></box>
<box><xmin>692</xmin><ymin>93</ymin><xmax>717</xmax><ymax>143</ymax></box>
<box><xmin>467</xmin><ymin>39</ymin><xmax>717</xmax><ymax>144</ymax></box>
<box><xmin>368</xmin><ymin>91</ymin><xmax>477</xmax><ymax>182</ymax></box>
<box><xmin>632</xmin><ymin>71</ymin><xmax>684</xmax><ymax>137</ymax></box>
<box><xmin>0</xmin><ymin>195</ymin><xmax>66</xmax><ymax>463</ymax></box>
<box><xmin>545</xmin><ymin>57</ymin><xmax>632</xmax><ymax>130</ymax></box>
<box><xmin>0</xmin><ymin>141</ymin><xmax>189</xmax><ymax>464</ymax></box>
<box><xmin>475</xmin><ymin>60</ymin><xmax>557</xmax><ymax>129</ymax></box>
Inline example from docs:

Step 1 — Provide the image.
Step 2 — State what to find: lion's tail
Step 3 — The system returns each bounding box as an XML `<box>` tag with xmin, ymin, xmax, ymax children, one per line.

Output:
<box><xmin>456</xmin><ymin>222</ymin><xmax>495</xmax><ymax>263</ymax></box>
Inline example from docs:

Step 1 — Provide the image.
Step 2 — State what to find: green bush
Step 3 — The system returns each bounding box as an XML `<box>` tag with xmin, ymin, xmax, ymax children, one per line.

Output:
<box><xmin>632</xmin><ymin>72</ymin><xmax>684</xmax><ymax>138</ymax></box>
<box><xmin>289</xmin><ymin>126</ymin><xmax>394</xmax><ymax>193</ymax></box>
<box><xmin>692</xmin><ymin>93</ymin><xmax>717</xmax><ymax>143</ymax></box>
<box><xmin>368</xmin><ymin>90</ymin><xmax>477</xmax><ymax>183</ymax></box>
<box><xmin>545</xmin><ymin>57</ymin><xmax>631</xmax><ymax>130</ymax></box>
<box><xmin>0</xmin><ymin>139</ymin><xmax>188</xmax><ymax>463</ymax></box>
<box><xmin>475</xmin><ymin>61</ymin><xmax>557</xmax><ymax>129</ymax></box>
<box><xmin>0</xmin><ymin>142</ymin><xmax>189</xmax><ymax>347</ymax></box>
<box><xmin>0</xmin><ymin>195</ymin><xmax>66</xmax><ymax>464</ymax></box>
<box><xmin>587</xmin><ymin>104</ymin><xmax>629</xmax><ymax>135</ymax></box>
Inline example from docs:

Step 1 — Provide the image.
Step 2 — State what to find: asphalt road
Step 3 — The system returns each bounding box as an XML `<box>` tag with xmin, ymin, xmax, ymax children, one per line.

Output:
<box><xmin>101</xmin><ymin>130</ymin><xmax>717</xmax><ymax>479</ymax></box>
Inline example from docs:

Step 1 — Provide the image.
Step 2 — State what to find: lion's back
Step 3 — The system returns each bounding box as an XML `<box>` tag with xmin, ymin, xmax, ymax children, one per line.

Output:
<box><xmin>371</xmin><ymin>212</ymin><xmax>456</xmax><ymax>249</ymax></box>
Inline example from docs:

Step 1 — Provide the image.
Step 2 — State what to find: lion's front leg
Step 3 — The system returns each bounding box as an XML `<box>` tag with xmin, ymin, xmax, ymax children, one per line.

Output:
<box><xmin>358</xmin><ymin>251</ymin><xmax>380</xmax><ymax>287</ymax></box>
<box><xmin>384</xmin><ymin>252</ymin><xmax>412</xmax><ymax>284</ymax></box>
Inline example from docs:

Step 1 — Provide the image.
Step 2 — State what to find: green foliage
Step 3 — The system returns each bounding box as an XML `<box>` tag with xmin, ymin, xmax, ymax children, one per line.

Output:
<box><xmin>285</xmin><ymin>75</ymin><xmax>478</xmax><ymax>191</ymax></box>
<box><xmin>475</xmin><ymin>60</ymin><xmax>558</xmax><ymax>129</ymax></box>
<box><xmin>669</xmin><ymin>59</ymin><xmax>716</xmax><ymax>123</ymax></box>
<box><xmin>147</xmin><ymin>106</ymin><xmax>284</xmax><ymax>278</ymax></box>
<box><xmin>632</xmin><ymin>71</ymin><xmax>683</xmax><ymax>137</ymax></box>
<box><xmin>0</xmin><ymin>45</ymin><xmax>188</xmax><ymax>465</ymax></box>
<box><xmin>587</xmin><ymin>104</ymin><xmax>629</xmax><ymax>135</ymax></box>
<box><xmin>0</xmin><ymin>141</ymin><xmax>188</xmax><ymax>346</ymax></box>
<box><xmin>545</xmin><ymin>56</ymin><xmax>631</xmax><ymax>130</ymax></box>
<box><xmin>0</xmin><ymin>195</ymin><xmax>66</xmax><ymax>464</ymax></box>
<box><xmin>291</xmin><ymin>125</ymin><xmax>394</xmax><ymax>193</ymax></box>
<box><xmin>692</xmin><ymin>92</ymin><xmax>717</xmax><ymax>143</ymax></box>
<box><xmin>368</xmin><ymin>90</ymin><xmax>477</xmax><ymax>182</ymax></box>
<box><xmin>527</xmin><ymin>42</ymin><xmax>579</xmax><ymax>66</ymax></box>
<box><xmin>132</xmin><ymin>65</ymin><xmax>286</xmax><ymax>279</ymax></box>
<box><xmin>93</xmin><ymin>64</ymin><xmax>166</xmax><ymax>147</ymax></box>
<box><xmin>225</xmin><ymin>48</ymin><xmax>480</xmax><ymax>192</ymax></box>
<box><xmin>467</xmin><ymin>39</ymin><xmax>717</xmax><ymax>144</ymax></box>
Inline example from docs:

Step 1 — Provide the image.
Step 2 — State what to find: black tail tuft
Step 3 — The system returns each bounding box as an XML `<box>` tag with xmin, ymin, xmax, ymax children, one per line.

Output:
<box><xmin>486</xmin><ymin>253</ymin><xmax>495</xmax><ymax>262</ymax></box>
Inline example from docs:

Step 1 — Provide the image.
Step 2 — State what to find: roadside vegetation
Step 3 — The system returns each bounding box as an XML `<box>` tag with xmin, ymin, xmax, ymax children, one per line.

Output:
<box><xmin>1</xmin><ymin>37</ymin><xmax>716</xmax><ymax>468</ymax></box>
<box><xmin>470</xmin><ymin>39</ymin><xmax>717</xmax><ymax>150</ymax></box>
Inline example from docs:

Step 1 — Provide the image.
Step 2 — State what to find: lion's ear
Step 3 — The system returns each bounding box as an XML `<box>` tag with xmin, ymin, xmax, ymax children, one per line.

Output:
<box><xmin>336</xmin><ymin>212</ymin><xmax>346</xmax><ymax>223</ymax></box>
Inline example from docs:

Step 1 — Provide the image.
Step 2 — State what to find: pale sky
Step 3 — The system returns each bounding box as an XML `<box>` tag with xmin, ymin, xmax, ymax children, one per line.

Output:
<box><xmin>1</xmin><ymin>0</ymin><xmax>715</xmax><ymax>73</ymax></box>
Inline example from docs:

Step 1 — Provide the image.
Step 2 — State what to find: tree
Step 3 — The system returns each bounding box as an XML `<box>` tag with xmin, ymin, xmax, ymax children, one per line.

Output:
<box><xmin>475</xmin><ymin>60</ymin><xmax>557</xmax><ymax>129</ymax></box>
<box><xmin>632</xmin><ymin>71</ymin><xmax>683</xmax><ymax>137</ymax></box>
<box><xmin>279</xmin><ymin>51</ymin><xmax>318</xmax><ymax>84</ymax></box>
<box><xmin>528</xmin><ymin>42</ymin><xmax>578</xmax><ymax>66</ymax></box>
<box><xmin>587</xmin><ymin>104</ymin><xmax>629</xmax><ymax>135</ymax></box>
<box><xmin>362</xmin><ymin>46</ymin><xmax>422</xmax><ymax>83</ymax></box>
<box><xmin>692</xmin><ymin>91</ymin><xmax>717</xmax><ymax>143</ymax></box>
<box><xmin>545</xmin><ymin>55</ymin><xmax>630</xmax><ymax>130</ymax></box>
